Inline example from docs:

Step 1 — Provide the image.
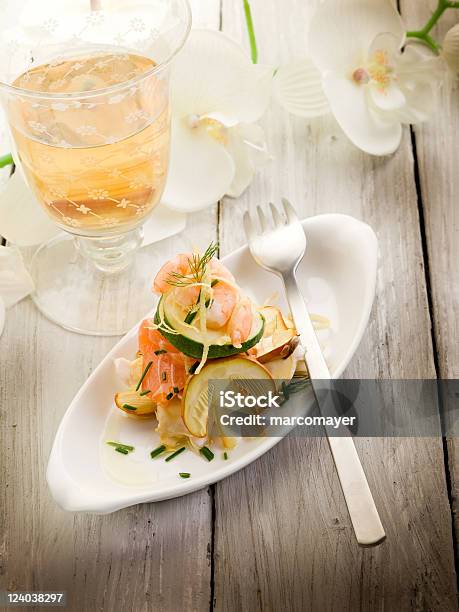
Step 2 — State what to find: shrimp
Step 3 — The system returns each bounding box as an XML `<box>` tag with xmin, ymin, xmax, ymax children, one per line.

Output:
<box><xmin>138</xmin><ymin>320</ymin><xmax>189</xmax><ymax>405</ymax></box>
<box><xmin>209</xmin><ymin>259</ymin><xmax>235</xmax><ymax>284</ymax></box>
<box><xmin>204</xmin><ymin>260</ymin><xmax>238</xmax><ymax>329</ymax></box>
<box><xmin>227</xmin><ymin>297</ymin><xmax>253</xmax><ymax>347</ymax></box>
<box><xmin>153</xmin><ymin>253</ymin><xmax>235</xmax><ymax>293</ymax></box>
<box><xmin>152</xmin><ymin>252</ymin><xmax>240</xmax><ymax>327</ymax></box>
<box><xmin>202</xmin><ymin>261</ymin><xmax>237</xmax><ymax>328</ymax></box>
<box><xmin>153</xmin><ymin>253</ymin><xmax>193</xmax><ymax>294</ymax></box>
<box><xmin>206</xmin><ymin>281</ymin><xmax>238</xmax><ymax>329</ymax></box>
<box><xmin>173</xmin><ymin>285</ymin><xmax>201</xmax><ymax>311</ymax></box>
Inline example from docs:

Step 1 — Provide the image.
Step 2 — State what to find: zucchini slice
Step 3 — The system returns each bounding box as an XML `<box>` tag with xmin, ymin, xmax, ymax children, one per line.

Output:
<box><xmin>182</xmin><ymin>356</ymin><xmax>275</xmax><ymax>437</ymax></box>
<box><xmin>154</xmin><ymin>294</ymin><xmax>264</xmax><ymax>359</ymax></box>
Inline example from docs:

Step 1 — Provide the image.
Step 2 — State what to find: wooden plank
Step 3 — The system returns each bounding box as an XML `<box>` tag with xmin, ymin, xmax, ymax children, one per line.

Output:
<box><xmin>401</xmin><ymin>0</ymin><xmax>459</xmax><ymax>547</ymax></box>
<box><xmin>0</xmin><ymin>214</ymin><xmax>217</xmax><ymax>612</ymax></box>
<box><xmin>0</xmin><ymin>2</ymin><xmax>221</xmax><ymax>610</ymax></box>
<box><xmin>214</xmin><ymin>1</ymin><xmax>458</xmax><ymax>610</ymax></box>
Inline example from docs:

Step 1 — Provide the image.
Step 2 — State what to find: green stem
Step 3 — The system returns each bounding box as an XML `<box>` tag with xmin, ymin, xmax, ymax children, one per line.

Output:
<box><xmin>0</xmin><ymin>153</ymin><xmax>13</xmax><ymax>168</ymax></box>
<box><xmin>420</xmin><ymin>0</ymin><xmax>449</xmax><ymax>35</ymax></box>
<box><xmin>243</xmin><ymin>0</ymin><xmax>258</xmax><ymax>64</ymax></box>
<box><xmin>406</xmin><ymin>0</ymin><xmax>459</xmax><ymax>52</ymax></box>
<box><xmin>406</xmin><ymin>31</ymin><xmax>441</xmax><ymax>52</ymax></box>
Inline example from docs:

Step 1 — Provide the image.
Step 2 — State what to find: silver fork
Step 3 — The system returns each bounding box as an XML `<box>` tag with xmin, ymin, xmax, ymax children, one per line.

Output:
<box><xmin>243</xmin><ymin>199</ymin><xmax>386</xmax><ymax>547</ymax></box>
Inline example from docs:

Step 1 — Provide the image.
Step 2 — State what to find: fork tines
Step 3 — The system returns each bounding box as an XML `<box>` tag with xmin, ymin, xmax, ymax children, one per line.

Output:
<box><xmin>243</xmin><ymin>198</ymin><xmax>298</xmax><ymax>238</ymax></box>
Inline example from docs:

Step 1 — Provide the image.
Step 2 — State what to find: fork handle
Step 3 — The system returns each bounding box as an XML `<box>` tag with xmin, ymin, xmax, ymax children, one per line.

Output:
<box><xmin>282</xmin><ymin>272</ymin><xmax>386</xmax><ymax>547</ymax></box>
<box><xmin>282</xmin><ymin>272</ymin><xmax>331</xmax><ymax>381</ymax></box>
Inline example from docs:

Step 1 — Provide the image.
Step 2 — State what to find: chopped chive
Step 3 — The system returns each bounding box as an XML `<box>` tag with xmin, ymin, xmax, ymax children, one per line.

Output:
<box><xmin>106</xmin><ymin>441</ymin><xmax>135</xmax><ymax>452</ymax></box>
<box><xmin>123</xmin><ymin>404</ymin><xmax>137</xmax><ymax>411</ymax></box>
<box><xmin>150</xmin><ymin>445</ymin><xmax>166</xmax><ymax>459</ymax></box>
<box><xmin>166</xmin><ymin>392</ymin><xmax>173</xmax><ymax>401</ymax></box>
<box><xmin>161</xmin><ymin>371</ymin><xmax>167</xmax><ymax>382</ymax></box>
<box><xmin>189</xmin><ymin>362</ymin><xmax>199</xmax><ymax>374</ymax></box>
<box><xmin>223</xmin><ymin>451</ymin><xmax>228</xmax><ymax>460</ymax></box>
<box><xmin>136</xmin><ymin>360</ymin><xmax>153</xmax><ymax>391</ymax></box>
<box><xmin>154</xmin><ymin>349</ymin><xmax>167</xmax><ymax>355</ymax></box>
<box><xmin>211</xmin><ymin>279</ymin><xmax>219</xmax><ymax>287</ymax></box>
<box><xmin>139</xmin><ymin>389</ymin><xmax>151</xmax><ymax>396</ymax></box>
<box><xmin>115</xmin><ymin>447</ymin><xmax>129</xmax><ymax>455</ymax></box>
<box><xmin>200</xmin><ymin>446</ymin><xmax>214</xmax><ymax>462</ymax></box>
<box><xmin>184</xmin><ymin>310</ymin><xmax>197</xmax><ymax>324</ymax></box>
<box><xmin>165</xmin><ymin>447</ymin><xmax>186</xmax><ymax>462</ymax></box>
<box><xmin>173</xmin><ymin>386</ymin><xmax>179</xmax><ymax>394</ymax></box>
<box><xmin>179</xmin><ymin>472</ymin><xmax>191</xmax><ymax>479</ymax></box>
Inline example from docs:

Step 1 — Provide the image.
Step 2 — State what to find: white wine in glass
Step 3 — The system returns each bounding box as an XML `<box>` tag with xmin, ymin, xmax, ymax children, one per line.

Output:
<box><xmin>11</xmin><ymin>52</ymin><xmax>170</xmax><ymax>236</ymax></box>
<box><xmin>0</xmin><ymin>0</ymin><xmax>191</xmax><ymax>335</ymax></box>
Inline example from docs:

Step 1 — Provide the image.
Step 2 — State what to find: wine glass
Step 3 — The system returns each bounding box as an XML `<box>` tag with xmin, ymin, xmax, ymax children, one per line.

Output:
<box><xmin>0</xmin><ymin>0</ymin><xmax>191</xmax><ymax>335</ymax></box>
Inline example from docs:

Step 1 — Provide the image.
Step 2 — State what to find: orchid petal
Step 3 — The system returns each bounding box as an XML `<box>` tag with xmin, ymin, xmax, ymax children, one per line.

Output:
<box><xmin>370</xmin><ymin>32</ymin><xmax>406</xmax><ymax>111</ymax></box>
<box><xmin>171</xmin><ymin>29</ymin><xmax>272</xmax><ymax>126</ymax></box>
<box><xmin>0</xmin><ymin>245</ymin><xmax>34</xmax><ymax>308</ymax></box>
<box><xmin>0</xmin><ymin>172</ymin><xmax>60</xmax><ymax>246</ymax></box>
<box><xmin>368</xmin><ymin>33</ymin><xmax>406</xmax><ymax>111</ymax></box>
<box><xmin>225</xmin><ymin>124</ymin><xmax>270</xmax><ymax>198</ymax></box>
<box><xmin>370</xmin><ymin>83</ymin><xmax>406</xmax><ymax>111</ymax></box>
<box><xmin>309</xmin><ymin>0</ymin><xmax>404</xmax><ymax>73</ymax></box>
<box><xmin>322</xmin><ymin>72</ymin><xmax>402</xmax><ymax>155</ymax></box>
<box><xmin>391</xmin><ymin>82</ymin><xmax>434</xmax><ymax>124</ymax></box>
<box><xmin>397</xmin><ymin>44</ymin><xmax>444</xmax><ymax>84</ymax></box>
<box><xmin>273</xmin><ymin>59</ymin><xmax>329</xmax><ymax>118</ymax></box>
<box><xmin>161</xmin><ymin>117</ymin><xmax>235</xmax><ymax>212</ymax></box>
<box><xmin>369</xmin><ymin>31</ymin><xmax>400</xmax><ymax>57</ymax></box>
<box><xmin>443</xmin><ymin>24</ymin><xmax>459</xmax><ymax>74</ymax></box>
<box><xmin>141</xmin><ymin>203</ymin><xmax>186</xmax><ymax>247</ymax></box>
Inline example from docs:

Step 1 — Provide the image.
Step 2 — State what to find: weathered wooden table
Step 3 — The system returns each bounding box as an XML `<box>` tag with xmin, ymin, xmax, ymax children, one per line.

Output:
<box><xmin>1</xmin><ymin>1</ymin><xmax>458</xmax><ymax>610</ymax></box>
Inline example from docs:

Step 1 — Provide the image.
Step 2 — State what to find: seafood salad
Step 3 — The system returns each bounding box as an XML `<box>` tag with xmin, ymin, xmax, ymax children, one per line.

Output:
<box><xmin>110</xmin><ymin>244</ymin><xmax>313</xmax><ymax>464</ymax></box>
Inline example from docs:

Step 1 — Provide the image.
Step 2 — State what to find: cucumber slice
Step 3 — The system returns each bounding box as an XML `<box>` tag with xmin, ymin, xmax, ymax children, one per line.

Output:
<box><xmin>182</xmin><ymin>356</ymin><xmax>275</xmax><ymax>437</ymax></box>
<box><xmin>154</xmin><ymin>294</ymin><xmax>265</xmax><ymax>359</ymax></box>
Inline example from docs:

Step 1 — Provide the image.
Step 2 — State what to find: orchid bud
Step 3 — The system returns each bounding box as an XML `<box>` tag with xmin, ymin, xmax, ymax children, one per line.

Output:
<box><xmin>442</xmin><ymin>23</ymin><xmax>459</xmax><ymax>74</ymax></box>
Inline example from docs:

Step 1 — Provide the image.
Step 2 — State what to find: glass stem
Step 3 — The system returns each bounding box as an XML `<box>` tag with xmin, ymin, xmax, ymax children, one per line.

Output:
<box><xmin>76</xmin><ymin>228</ymin><xmax>143</xmax><ymax>274</ymax></box>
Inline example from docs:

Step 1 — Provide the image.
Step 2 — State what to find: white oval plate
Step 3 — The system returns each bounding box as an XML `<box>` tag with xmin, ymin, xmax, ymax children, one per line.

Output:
<box><xmin>47</xmin><ymin>214</ymin><xmax>377</xmax><ymax>513</ymax></box>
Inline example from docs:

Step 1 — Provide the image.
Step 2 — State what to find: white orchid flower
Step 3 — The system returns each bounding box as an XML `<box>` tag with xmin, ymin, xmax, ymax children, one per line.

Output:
<box><xmin>161</xmin><ymin>29</ymin><xmax>272</xmax><ymax>212</ymax></box>
<box><xmin>443</xmin><ymin>23</ymin><xmax>459</xmax><ymax>75</ymax></box>
<box><xmin>273</xmin><ymin>59</ymin><xmax>330</xmax><ymax>118</ymax></box>
<box><xmin>0</xmin><ymin>245</ymin><xmax>34</xmax><ymax>336</ymax></box>
<box><xmin>274</xmin><ymin>0</ymin><xmax>443</xmax><ymax>156</ymax></box>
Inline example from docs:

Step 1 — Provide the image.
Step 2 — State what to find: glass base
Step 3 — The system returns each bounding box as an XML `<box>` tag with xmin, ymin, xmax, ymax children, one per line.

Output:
<box><xmin>30</xmin><ymin>232</ymin><xmax>158</xmax><ymax>336</ymax></box>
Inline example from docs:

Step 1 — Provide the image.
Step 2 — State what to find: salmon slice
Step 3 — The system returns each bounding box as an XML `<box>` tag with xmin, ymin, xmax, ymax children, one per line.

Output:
<box><xmin>138</xmin><ymin>319</ymin><xmax>190</xmax><ymax>405</ymax></box>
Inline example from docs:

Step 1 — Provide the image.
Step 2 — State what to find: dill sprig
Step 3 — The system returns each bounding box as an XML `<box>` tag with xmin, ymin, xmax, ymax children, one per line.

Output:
<box><xmin>166</xmin><ymin>242</ymin><xmax>219</xmax><ymax>287</ymax></box>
